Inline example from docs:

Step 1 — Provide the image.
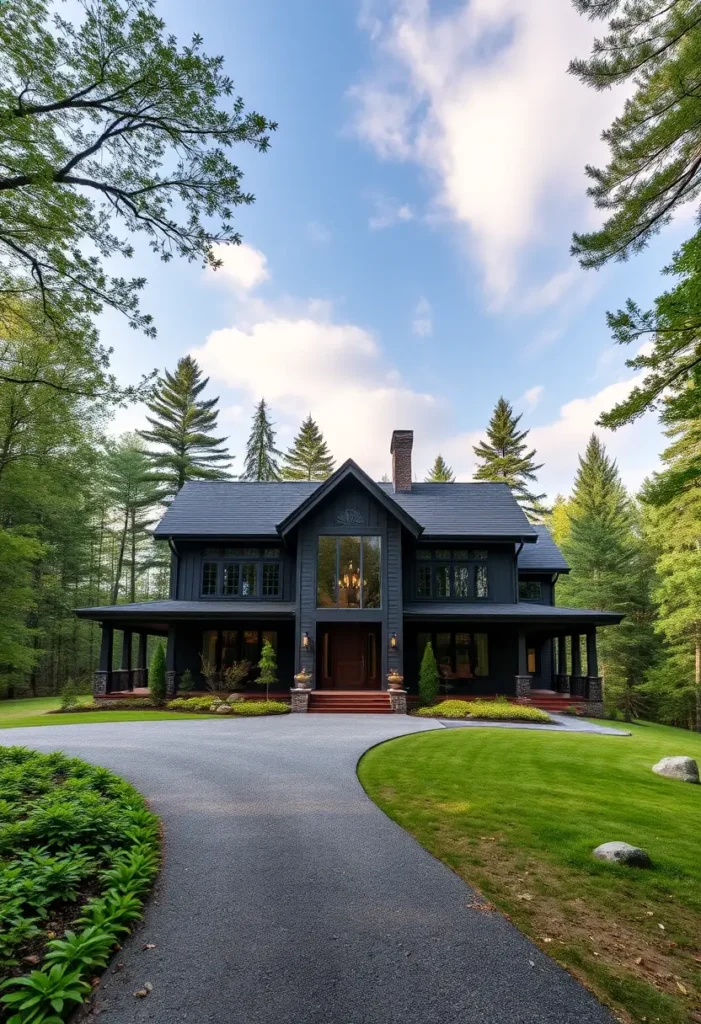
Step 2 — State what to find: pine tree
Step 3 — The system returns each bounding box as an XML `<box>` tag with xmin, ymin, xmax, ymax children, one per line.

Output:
<box><xmin>640</xmin><ymin>410</ymin><xmax>701</xmax><ymax>731</ymax></box>
<box><xmin>418</xmin><ymin>640</ymin><xmax>440</xmax><ymax>706</ymax></box>
<box><xmin>257</xmin><ymin>639</ymin><xmax>278</xmax><ymax>701</ymax></box>
<box><xmin>149</xmin><ymin>643</ymin><xmax>166</xmax><ymax>703</ymax></box>
<box><xmin>558</xmin><ymin>435</ymin><xmax>656</xmax><ymax>719</ymax></box>
<box><xmin>242</xmin><ymin>399</ymin><xmax>282</xmax><ymax>481</ymax></box>
<box><xmin>425</xmin><ymin>455</ymin><xmax>454</xmax><ymax>482</ymax></box>
<box><xmin>139</xmin><ymin>356</ymin><xmax>231</xmax><ymax>498</ymax></box>
<box><xmin>282</xmin><ymin>414</ymin><xmax>335</xmax><ymax>480</ymax></box>
<box><xmin>472</xmin><ymin>397</ymin><xmax>547</xmax><ymax>520</ymax></box>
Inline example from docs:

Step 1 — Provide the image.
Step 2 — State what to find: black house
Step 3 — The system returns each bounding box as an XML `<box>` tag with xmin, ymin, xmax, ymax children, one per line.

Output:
<box><xmin>76</xmin><ymin>430</ymin><xmax>622</xmax><ymax>714</ymax></box>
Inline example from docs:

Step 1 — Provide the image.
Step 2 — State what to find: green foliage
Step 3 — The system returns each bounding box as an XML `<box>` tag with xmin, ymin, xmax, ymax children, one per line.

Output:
<box><xmin>472</xmin><ymin>397</ymin><xmax>548</xmax><ymax>520</ymax></box>
<box><xmin>179</xmin><ymin>669</ymin><xmax>195</xmax><ymax>693</ymax></box>
<box><xmin>149</xmin><ymin>644</ymin><xmax>166</xmax><ymax>702</ymax></box>
<box><xmin>282</xmin><ymin>414</ymin><xmax>335</xmax><ymax>480</ymax></box>
<box><xmin>257</xmin><ymin>641</ymin><xmax>278</xmax><ymax>700</ymax></box>
<box><xmin>139</xmin><ymin>356</ymin><xmax>231</xmax><ymax>497</ymax></box>
<box><xmin>418</xmin><ymin>641</ymin><xmax>440</xmax><ymax>707</ymax></box>
<box><xmin>0</xmin><ymin>747</ymin><xmax>159</xmax><ymax>1018</ymax></box>
<box><xmin>166</xmin><ymin>696</ymin><xmax>215</xmax><ymax>713</ymax></box>
<box><xmin>571</xmin><ymin>4</ymin><xmax>701</xmax><ymax>428</ymax></box>
<box><xmin>242</xmin><ymin>399</ymin><xmax>281</xmax><ymax>481</ymax></box>
<box><xmin>0</xmin><ymin>528</ymin><xmax>43</xmax><ymax>678</ymax></box>
<box><xmin>558</xmin><ymin>436</ymin><xmax>657</xmax><ymax>718</ymax></box>
<box><xmin>229</xmin><ymin>700</ymin><xmax>289</xmax><ymax>716</ymax></box>
<box><xmin>425</xmin><ymin>454</ymin><xmax>454</xmax><ymax>482</ymax></box>
<box><xmin>414</xmin><ymin>699</ymin><xmax>551</xmax><ymax>722</ymax></box>
<box><xmin>0</xmin><ymin>0</ymin><xmax>276</xmax><ymax>333</ymax></box>
<box><xmin>59</xmin><ymin>683</ymin><xmax>79</xmax><ymax>713</ymax></box>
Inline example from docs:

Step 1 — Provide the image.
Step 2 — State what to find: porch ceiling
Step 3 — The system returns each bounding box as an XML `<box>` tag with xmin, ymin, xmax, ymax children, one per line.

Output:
<box><xmin>403</xmin><ymin>602</ymin><xmax>624</xmax><ymax>627</ymax></box>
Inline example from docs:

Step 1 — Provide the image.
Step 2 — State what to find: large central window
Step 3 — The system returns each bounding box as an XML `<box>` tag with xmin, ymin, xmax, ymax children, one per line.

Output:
<box><xmin>317</xmin><ymin>535</ymin><xmax>381</xmax><ymax>608</ymax></box>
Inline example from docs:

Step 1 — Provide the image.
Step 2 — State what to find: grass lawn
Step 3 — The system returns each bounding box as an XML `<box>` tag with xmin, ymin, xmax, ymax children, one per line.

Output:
<box><xmin>359</xmin><ymin>721</ymin><xmax>701</xmax><ymax>1024</ymax></box>
<box><xmin>0</xmin><ymin>696</ymin><xmax>214</xmax><ymax>729</ymax></box>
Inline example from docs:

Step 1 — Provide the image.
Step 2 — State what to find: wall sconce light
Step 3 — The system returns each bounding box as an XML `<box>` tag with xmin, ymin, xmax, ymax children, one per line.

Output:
<box><xmin>390</xmin><ymin>632</ymin><xmax>397</xmax><ymax>650</ymax></box>
<box><xmin>302</xmin><ymin>632</ymin><xmax>310</xmax><ymax>650</ymax></box>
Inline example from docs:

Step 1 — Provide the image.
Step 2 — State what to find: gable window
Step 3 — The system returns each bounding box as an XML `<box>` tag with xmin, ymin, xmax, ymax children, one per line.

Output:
<box><xmin>413</xmin><ymin>549</ymin><xmax>490</xmax><ymax>601</ymax></box>
<box><xmin>316</xmin><ymin>535</ymin><xmax>382</xmax><ymax>609</ymax></box>
<box><xmin>200</xmin><ymin>548</ymin><xmax>281</xmax><ymax>600</ymax></box>
<box><xmin>519</xmin><ymin>580</ymin><xmax>542</xmax><ymax>602</ymax></box>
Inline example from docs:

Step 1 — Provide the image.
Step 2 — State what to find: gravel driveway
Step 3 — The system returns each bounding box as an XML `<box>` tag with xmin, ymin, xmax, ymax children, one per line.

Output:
<box><xmin>3</xmin><ymin>716</ymin><xmax>615</xmax><ymax>1024</ymax></box>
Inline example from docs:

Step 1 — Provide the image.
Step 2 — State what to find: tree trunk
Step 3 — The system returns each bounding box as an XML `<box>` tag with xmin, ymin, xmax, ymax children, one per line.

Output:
<box><xmin>110</xmin><ymin>509</ymin><xmax>129</xmax><ymax>604</ymax></box>
<box><xmin>130</xmin><ymin>507</ymin><xmax>136</xmax><ymax>603</ymax></box>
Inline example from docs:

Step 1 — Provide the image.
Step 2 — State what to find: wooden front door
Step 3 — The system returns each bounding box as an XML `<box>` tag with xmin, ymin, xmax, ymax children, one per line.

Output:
<box><xmin>318</xmin><ymin>625</ymin><xmax>380</xmax><ymax>689</ymax></box>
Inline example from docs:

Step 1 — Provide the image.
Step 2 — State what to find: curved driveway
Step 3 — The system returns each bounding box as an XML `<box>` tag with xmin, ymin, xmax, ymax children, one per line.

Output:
<box><xmin>4</xmin><ymin>716</ymin><xmax>614</xmax><ymax>1024</ymax></box>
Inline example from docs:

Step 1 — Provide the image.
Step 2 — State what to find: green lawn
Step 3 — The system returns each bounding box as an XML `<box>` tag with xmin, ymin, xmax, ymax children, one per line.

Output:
<box><xmin>359</xmin><ymin>721</ymin><xmax>701</xmax><ymax>1024</ymax></box>
<box><xmin>0</xmin><ymin>696</ymin><xmax>213</xmax><ymax>728</ymax></box>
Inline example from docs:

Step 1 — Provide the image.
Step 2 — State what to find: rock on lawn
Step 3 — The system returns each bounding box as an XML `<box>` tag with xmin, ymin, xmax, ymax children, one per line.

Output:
<box><xmin>593</xmin><ymin>842</ymin><xmax>652</xmax><ymax>868</ymax></box>
<box><xmin>652</xmin><ymin>756</ymin><xmax>699</xmax><ymax>784</ymax></box>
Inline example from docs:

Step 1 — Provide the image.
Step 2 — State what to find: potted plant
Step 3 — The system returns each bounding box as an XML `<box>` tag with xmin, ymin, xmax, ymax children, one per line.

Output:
<box><xmin>387</xmin><ymin>671</ymin><xmax>404</xmax><ymax>690</ymax></box>
<box><xmin>293</xmin><ymin>668</ymin><xmax>312</xmax><ymax>689</ymax></box>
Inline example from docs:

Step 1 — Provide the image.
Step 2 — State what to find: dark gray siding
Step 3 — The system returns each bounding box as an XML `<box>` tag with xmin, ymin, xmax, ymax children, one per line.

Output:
<box><xmin>295</xmin><ymin>479</ymin><xmax>402</xmax><ymax>687</ymax></box>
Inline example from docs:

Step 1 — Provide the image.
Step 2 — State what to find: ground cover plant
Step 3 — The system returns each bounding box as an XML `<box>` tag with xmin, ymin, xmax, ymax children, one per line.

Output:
<box><xmin>413</xmin><ymin>699</ymin><xmax>551</xmax><ymax>723</ymax></box>
<box><xmin>166</xmin><ymin>697</ymin><xmax>289</xmax><ymax>716</ymax></box>
<box><xmin>359</xmin><ymin>722</ymin><xmax>701</xmax><ymax>1024</ymax></box>
<box><xmin>0</xmin><ymin>746</ymin><xmax>160</xmax><ymax>1023</ymax></box>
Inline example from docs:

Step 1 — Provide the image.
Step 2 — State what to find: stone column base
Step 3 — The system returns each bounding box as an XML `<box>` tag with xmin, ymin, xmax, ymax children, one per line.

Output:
<box><xmin>388</xmin><ymin>688</ymin><xmax>407</xmax><ymax>714</ymax></box>
<box><xmin>93</xmin><ymin>670</ymin><xmax>109</xmax><ymax>696</ymax></box>
<box><xmin>515</xmin><ymin>675</ymin><xmax>531</xmax><ymax>698</ymax></box>
<box><xmin>555</xmin><ymin>674</ymin><xmax>570</xmax><ymax>696</ymax></box>
<box><xmin>132</xmin><ymin>668</ymin><xmax>147</xmax><ymax>688</ymax></box>
<box><xmin>111</xmin><ymin>669</ymin><xmax>131</xmax><ymax>692</ymax></box>
<box><xmin>586</xmin><ymin>676</ymin><xmax>603</xmax><ymax>702</ymax></box>
<box><xmin>290</xmin><ymin>688</ymin><xmax>310</xmax><ymax>712</ymax></box>
<box><xmin>582</xmin><ymin>701</ymin><xmax>604</xmax><ymax>718</ymax></box>
<box><xmin>570</xmin><ymin>675</ymin><xmax>587</xmax><ymax>698</ymax></box>
<box><xmin>165</xmin><ymin>671</ymin><xmax>176</xmax><ymax>699</ymax></box>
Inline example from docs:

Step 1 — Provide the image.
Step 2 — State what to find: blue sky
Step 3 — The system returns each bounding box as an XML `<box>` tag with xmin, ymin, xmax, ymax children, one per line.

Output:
<box><xmin>107</xmin><ymin>0</ymin><xmax>683</xmax><ymax>496</ymax></box>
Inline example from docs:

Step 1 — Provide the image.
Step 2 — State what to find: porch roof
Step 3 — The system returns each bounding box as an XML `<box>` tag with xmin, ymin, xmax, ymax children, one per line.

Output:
<box><xmin>74</xmin><ymin>600</ymin><xmax>296</xmax><ymax>625</ymax></box>
<box><xmin>404</xmin><ymin>602</ymin><xmax>623</xmax><ymax>627</ymax></box>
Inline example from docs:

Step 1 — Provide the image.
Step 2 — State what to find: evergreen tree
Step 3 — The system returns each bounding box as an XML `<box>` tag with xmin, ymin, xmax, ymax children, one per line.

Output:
<box><xmin>242</xmin><ymin>399</ymin><xmax>282</xmax><ymax>481</ymax></box>
<box><xmin>425</xmin><ymin>455</ymin><xmax>454</xmax><ymax>482</ymax></box>
<box><xmin>139</xmin><ymin>357</ymin><xmax>231</xmax><ymax>498</ymax></box>
<box><xmin>149</xmin><ymin>643</ymin><xmax>166</xmax><ymax>703</ymax></box>
<box><xmin>281</xmin><ymin>414</ymin><xmax>335</xmax><ymax>480</ymax></box>
<box><xmin>640</xmin><ymin>410</ymin><xmax>701</xmax><ymax>731</ymax></box>
<box><xmin>558</xmin><ymin>435</ymin><xmax>656</xmax><ymax>719</ymax></box>
<box><xmin>257</xmin><ymin>639</ymin><xmax>278</xmax><ymax>701</ymax></box>
<box><xmin>418</xmin><ymin>641</ymin><xmax>440</xmax><ymax>707</ymax></box>
<box><xmin>570</xmin><ymin>2</ymin><xmax>701</xmax><ymax>427</ymax></box>
<box><xmin>472</xmin><ymin>397</ymin><xmax>547</xmax><ymax>520</ymax></box>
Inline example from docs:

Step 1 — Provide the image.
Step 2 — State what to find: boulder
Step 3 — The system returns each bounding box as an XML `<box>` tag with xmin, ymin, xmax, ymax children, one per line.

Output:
<box><xmin>226</xmin><ymin>693</ymin><xmax>244</xmax><ymax>704</ymax></box>
<box><xmin>593</xmin><ymin>842</ymin><xmax>651</xmax><ymax>868</ymax></box>
<box><xmin>215</xmin><ymin>703</ymin><xmax>233</xmax><ymax>715</ymax></box>
<box><xmin>652</xmin><ymin>756</ymin><xmax>699</xmax><ymax>784</ymax></box>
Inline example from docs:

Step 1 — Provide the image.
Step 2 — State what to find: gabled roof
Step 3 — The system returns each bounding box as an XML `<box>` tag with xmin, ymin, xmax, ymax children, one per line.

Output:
<box><xmin>276</xmin><ymin>459</ymin><xmax>422</xmax><ymax>539</ymax></box>
<box><xmin>154</xmin><ymin>476</ymin><xmax>537</xmax><ymax>541</ymax></box>
<box><xmin>517</xmin><ymin>525</ymin><xmax>570</xmax><ymax>573</ymax></box>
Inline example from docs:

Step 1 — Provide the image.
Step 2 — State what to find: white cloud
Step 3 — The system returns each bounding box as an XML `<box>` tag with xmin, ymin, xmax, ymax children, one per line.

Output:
<box><xmin>367</xmin><ymin>192</ymin><xmax>416</xmax><ymax>230</ymax></box>
<box><xmin>210</xmin><ymin>242</ymin><xmax>269</xmax><ymax>291</ymax></box>
<box><xmin>305</xmin><ymin>220</ymin><xmax>332</xmax><ymax>244</ymax></box>
<box><xmin>349</xmin><ymin>0</ymin><xmax>622</xmax><ymax>302</ymax></box>
<box><xmin>412</xmin><ymin>296</ymin><xmax>432</xmax><ymax>336</ymax></box>
<box><xmin>518</xmin><ymin>385</ymin><xmax>544</xmax><ymax>412</ymax></box>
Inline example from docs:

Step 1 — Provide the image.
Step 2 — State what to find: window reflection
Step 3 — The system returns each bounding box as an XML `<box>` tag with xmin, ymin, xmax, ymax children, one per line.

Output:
<box><xmin>316</xmin><ymin>536</ymin><xmax>382</xmax><ymax>609</ymax></box>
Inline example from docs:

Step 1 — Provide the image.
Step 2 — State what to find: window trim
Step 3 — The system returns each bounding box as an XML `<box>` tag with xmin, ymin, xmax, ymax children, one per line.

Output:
<box><xmin>199</xmin><ymin>549</ymin><xmax>282</xmax><ymax>601</ymax></box>
<box><xmin>412</xmin><ymin>549</ymin><xmax>490</xmax><ymax>602</ymax></box>
<box><xmin>519</xmin><ymin>579</ymin><xmax>543</xmax><ymax>603</ymax></box>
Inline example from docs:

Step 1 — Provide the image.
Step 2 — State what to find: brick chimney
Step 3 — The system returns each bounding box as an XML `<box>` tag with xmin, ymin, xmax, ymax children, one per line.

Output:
<box><xmin>390</xmin><ymin>430</ymin><xmax>413</xmax><ymax>492</ymax></box>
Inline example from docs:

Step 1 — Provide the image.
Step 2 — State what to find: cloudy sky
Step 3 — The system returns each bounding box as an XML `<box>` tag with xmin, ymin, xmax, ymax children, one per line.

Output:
<box><xmin>107</xmin><ymin>0</ymin><xmax>682</xmax><ymax>497</ymax></box>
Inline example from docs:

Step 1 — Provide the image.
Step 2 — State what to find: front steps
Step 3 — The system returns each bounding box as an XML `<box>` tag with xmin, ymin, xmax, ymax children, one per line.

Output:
<box><xmin>308</xmin><ymin>691</ymin><xmax>393</xmax><ymax>714</ymax></box>
<box><xmin>528</xmin><ymin>690</ymin><xmax>586</xmax><ymax>713</ymax></box>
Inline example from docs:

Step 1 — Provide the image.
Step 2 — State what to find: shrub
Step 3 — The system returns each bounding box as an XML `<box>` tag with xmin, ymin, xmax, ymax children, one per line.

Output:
<box><xmin>60</xmin><ymin>681</ymin><xmax>81</xmax><ymax>712</ymax></box>
<box><xmin>230</xmin><ymin>700</ymin><xmax>289</xmax><ymax>716</ymax></box>
<box><xmin>414</xmin><ymin>699</ymin><xmax>551</xmax><ymax>723</ymax></box>
<box><xmin>418</xmin><ymin>640</ymin><xmax>440</xmax><ymax>706</ymax></box>
<box><xmin>166</xmin><ymin>696</ymin><xmax>215</xmax><ymax>713</ymax></box>
<box><xmin>223</xmin><ymin>661</ymin><xmax>251</xmax><ymax>691</ymax></box>
<box><xmin>179</xmin><ymin>669</ymin><xmax>196</xmax><ymax>692</ymax></box>
<box><xmin>257</xmin><ymin>641</ymin><xmax>278</xmax><ymax>701</ymax></box>
<box><xmin>0</xmin><ymin>747</ymin><xmax>159</xmax><ymax>1020</ymax></box>
<box><xmin>149</xmin><ymin>643</ymin><xmax>166</xmax><ymax>702</ymax></box>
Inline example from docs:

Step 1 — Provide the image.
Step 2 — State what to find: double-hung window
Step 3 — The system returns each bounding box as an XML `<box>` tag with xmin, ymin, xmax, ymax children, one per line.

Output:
<box><xmin>200</xmin><ymin>547</ymin><xmax>282</xmax><ymax>599</ymax></box>
<box><xmin>413</xmin><ymin>548</ymin><xmax>489</xmax><ymax>600</ymax></box>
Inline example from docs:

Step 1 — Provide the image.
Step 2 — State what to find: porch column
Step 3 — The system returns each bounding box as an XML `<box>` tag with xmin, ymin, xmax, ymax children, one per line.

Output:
<box><xmin>570</xmin><ymin>632</ymin><xmax>586</xmax><ymax>697</ymax></box>
<box><xmin>586</xmin><ymin>629</ymin><xmax>603</xmax><ymax>709</ymax></box>
<box><xmin>133</xmin><ymin>632</ymin><xmax>148</xmax><ymax>688</ymax></box>
<box><xmin>165</xmin><ymin>624</ymin><xmax>177</xmax><ymax>698</ymax></box>
<box><xmin>556</xmin><ymin>635</ymin><xmax>570</xmax><ymax>695</ymax></box>
<box><xmin>94</xmin><ymin>624</ymin><xmax>113</xmax><ymax>696</ymax></box>
<box><xmin>515</xmin><ymin>629</ymin><xmax>531</xmax><ymax>698</ymax></box>
<box><xmin>119</xmin><ymin>629</ymin><xmax>133</xmax><ymax>692</ymax></box>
